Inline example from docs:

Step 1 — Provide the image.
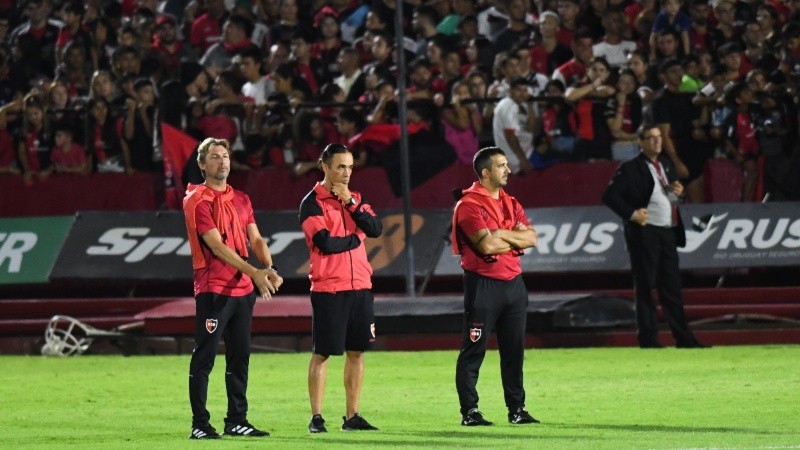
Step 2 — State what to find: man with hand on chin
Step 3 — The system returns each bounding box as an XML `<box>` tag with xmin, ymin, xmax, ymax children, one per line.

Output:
<box><xmin>183</xmin><ymin>137</ymin><xmax>283</xmax><ymax>439</ymax></box>
<box><xmin>299</xmin><ymin>143</ymin><xmax>383</xmax><ymax>434</ymax></box>
<box><xmin>603</xmin><ymin>125</ymin><xmax>706</xmax><ymax>349</ymax></box>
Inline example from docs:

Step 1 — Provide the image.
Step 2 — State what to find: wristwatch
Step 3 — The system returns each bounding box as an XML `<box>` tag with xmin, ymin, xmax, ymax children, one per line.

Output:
<box><xmin>346</xmin><ymin>197</ymin><xmax>357</xmax><ymax>207</ymax></box>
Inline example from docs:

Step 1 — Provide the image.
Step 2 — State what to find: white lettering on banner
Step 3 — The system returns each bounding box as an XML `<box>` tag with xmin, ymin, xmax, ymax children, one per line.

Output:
<box><xmin>783</xmin><ymin>220</ymin><xmax>800</xmax><ymax>249</ymax></box>
<box><xmin>534</xmin><ymin>222</ymin><xmax>618</xmax><ymax>255</ymax></box>
<box><xmin>266</xmin><ymin>231</ymin><xmax>305</xmax><ymax>254</ymax></box>
<box><xmin>125</xmin><ymin>237</ymin><xmax>184</xmax><ymax>263</ymax></box>
<box><xmin>86</xmin><ymin>228</ymin><xmax>301</xmax><ymax>263</ymax></box>
<box><xmin>0</xmin><ymin>232</ymin><xmax>38</xmax><ymax>273</ymax></box>
<box><xmin>87</xmin><ymin>228</ymin><xmax>150</xmax><ymax>255</ymax></box>
<box><xmin>717</xmin><ymin>218</ymin><xmax>800</xmax><ymax>250</ymax></box>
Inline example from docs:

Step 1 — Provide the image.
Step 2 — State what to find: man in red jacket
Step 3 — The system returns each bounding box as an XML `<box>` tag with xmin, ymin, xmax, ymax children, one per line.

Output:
<box><xmin>183</xmin><ymin>137</ymin><xmax>283</xmax><ymax>439</ymax></box>
<box><xmin>299</xmin><ymin>143</ymin><xmax>383</xmax><ymax>433</ymax></box>
<box><xmin>451</xmin><ymin>146</ymin><xmax>540</xmax><ymax>427</ymax></box>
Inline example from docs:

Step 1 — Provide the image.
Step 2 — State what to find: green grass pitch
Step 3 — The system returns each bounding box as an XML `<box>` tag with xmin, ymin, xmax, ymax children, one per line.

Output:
<box><xmin>1</xmin><ymin>346</ymin><xmax>799</xmax><ymax>449</ymax></box>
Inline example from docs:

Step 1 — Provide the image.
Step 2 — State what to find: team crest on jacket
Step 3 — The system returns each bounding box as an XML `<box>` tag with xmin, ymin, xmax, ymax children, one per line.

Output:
<box><xmin>469</xmin><ymin>328</ymin><xmax>482</xmax><ymax>342</ymax></box>
<box><xmin>206</xmin><ymin>319</ymin><xmax>218</xmax><ymax>333</ymax></box>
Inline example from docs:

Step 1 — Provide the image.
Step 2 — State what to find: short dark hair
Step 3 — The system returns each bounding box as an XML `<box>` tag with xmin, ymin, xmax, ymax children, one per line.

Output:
<box><xmin>473</xmin><ymin>146</ymin><xmax>506</xmax><ymax>179</ymax></box>
<box><xmin>638</xmin><ymin>123</ymin><xmax>660</xmax><ymax>140</ymax></box>
<box><xmin>320</xmin><ymin>143</ymin><xmax>351</xmax><ymax>165</ymax></box>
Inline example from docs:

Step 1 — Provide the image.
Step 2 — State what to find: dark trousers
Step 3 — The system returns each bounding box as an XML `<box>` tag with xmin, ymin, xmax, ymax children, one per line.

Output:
<box><xmin>189</xmin><ymin>291</ymin><xmax>255</xmax><ymax>427</ymax></box>
<box><xmin>625</xmin><ymin>225</ymin><xmax>699</xmax><ymax>347</ymax></box>
<box><xmin>456</xmin><ymin>271</ymin><xmax>528</xmax><ymax>415</ymax></box>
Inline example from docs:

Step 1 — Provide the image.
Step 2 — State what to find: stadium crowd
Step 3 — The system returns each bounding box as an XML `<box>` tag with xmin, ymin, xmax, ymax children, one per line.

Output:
<box><xmin>1</xmin><ymin>0</ymin><xmax>799</xmax><ymax>202</ymax></box>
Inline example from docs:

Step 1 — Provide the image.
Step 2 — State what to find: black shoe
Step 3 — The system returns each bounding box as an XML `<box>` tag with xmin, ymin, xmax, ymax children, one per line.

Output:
<box><xmin>341</xmin><ymin>413</ymin><xmax>379</xmax><ymax>431</ymax></box>
<box><xmin>189</xmin><ymin>424</ymin><xmax>221</xmax><ymax>440</ymax></box>
<box><xmin>309</xmin><ymin>414</ymin><xmax>327</xmax><ymax>433</ymax></box>
<box><xmin>508</xmin><ymin>407</ymin><xmax>540</xmax><ymax>424</ymax></box>
<box><xmin>223</xmin><ymin>421</ymin><xmax>270</xmax><ymax>437</ymax></box>
<box><xmin>461</xmin><ymin>408</ymin><xmax>493</xmax><ymax>426</ymax></box>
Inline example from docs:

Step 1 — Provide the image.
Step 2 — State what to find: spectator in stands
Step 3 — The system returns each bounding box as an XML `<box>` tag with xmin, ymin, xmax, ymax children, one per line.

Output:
<box><xmin>363</xmin><ymin>33</ymin><xmax>395</xmax><ymax>86</ymax></box>
<box><xmin>123</xmin><ymin>78</ymin><xmax>159</xmax><ymax>172</ymax></box>
<box><xmin>714</xmin><ymin>0</ymin><xmax>742</xmax><ymax>46</ymax></box>
<box><xmin>45</xmin><ymin>80</ymin><xmax>81</xmax><ymax>138</ymax></box>
<box><xmin>406</xmin><ymin>57</ymin><xmax>437</xmax><ymax>101</ymax></box>
<box><xmin>334</xmin><ymin>47</ymin><xmax>366</xmax><ymax>103</ymax></box>
<box><xmin>579</xmin><ymin>0</ymin><xmax>610</xmax><ymax>41</ymax></box>
<box><xmin>452</xmin><ymin>146</ymin><xmax>540</xmax><ymax>427</ymax></box>
<box><xmin>723</xmin><ymin>82</ymin><xmax>760</xmax><ymax>201</ymax></box>
<box><xmin>608</xmin><ymin>69</ymin><xmax>643</xmax><ymax>161</ymax></box>
<box><xmin>515</xmin><ymin>45</ymin><xmax>549</xmax><ymax>97</ymax></box>
<box><xmin>625</xmin><ymin>49</ymin><xmax>659</xmax><ymax>104</ymax></box>
<box><xmin>757</xmin><ymin>4</ymin><xmax>781</xmax><ymax>52</ymax></box>
<box><xmin>238</xmin><ymin>46</ymin><xmax>273</xmax><ymax>133</ymax></box>
<box><xmin>412</xmin><ymin>5</ymin><xmax>445</xmax><ymax>58</ymax></box>
<box><xmin>741</xmin><ymin>20</ymin><xmax>764</xmax><ymax>73</ymax></box>
<box><xmin>117</xmin><ymin>22</ymin><xmax>139</xmax><ymax>49</ymax></box>
<box><xmin>293</xmin><ymin>110</ymin><xmax>327</xmax><ymax>176</ymax></box>
<box><xmin>288</xmin><ymin>30</ymin><xmax>321</xmax><ymax>95</ymax></box>
<box><xmin>529</xmin><ymin>11</ymin><xmax>572</xmax><ymax>77</ymax></box>
<box><xmin>493</xmin><ymin>0</ymin><xmax>534</xmax><ymax>54</ymax></box>
<box><xmin>111</xmin><ymin>45</ymin><xmax>142</xmax><ymax>80</ymax></box>
<box><xmin>299</xmin><ymin>143</ymin><xmax>383</xmax><ymax>434</ymax></box>
<box><xmin>310</xmin><ymin>8</ymin><xmax>343</xmax><ymax>86</ymax></box>
<box><xmin>487</xmin><ymin>52</ymin><xmax>521</xmax><ymax>99</ymax></box>
<box><xmin>465</xmin><ymin>36</ymin><xmax>495</xmax><ymax>76</ymax></box>
<box><xmin>0</xmin><ymin>99</ymin><xmax>21</xmax><ymax>175</ymax></box>
<box><xmin>593</xmin><ymin>9</ymin><xmax>637</xmax><ymax>69</ymax></box>
<box><xmin>651</xmin><ymin>29</ymin><xmax>685</xmax><ymax>67</ymax></box>
<box><xmin>270</xmin><ymin>0</ymin><xmax>306</xmax><ymax>46</ymax></box>
<box><xmin>649</xmin><ymin>58</ymin><xmax>709</xmax><ymax>203</ymax></box>
<box><xmin>17</xmin><ymin>94</ymin><xmax>53</xmax><ymax>185</ymax></box>
<box><xmin>152</xmin><ymin>14</ymin><xmax>191</xmax><ymax>79</ymax></box>
<box><xmin>335</xmin><ymin>107</ymin><xmax>367</xmax><ymax>165</ymax></box>
<box><xmin>688</xmin><ymin>0</ymin><xmax>723</xmax><ymax>53</ymax></box>
<box><xmin>442</xmin><ymin>80</ymin><xmax>482</xmax><ymax>164</ymax></box>
<box><xmin>466</xmin><ymin>70</ymin><xmax>495</xmax><ymax>148</ymax></box>
<box><xmin>556</xmin><ymin>0</ymin><xmax>581</xmax><ymax>47</ymax></box>
<box><xmin>327</xmin><ymin>0</ymin><xmax>369</xmax><ymax>44</ymax></box>
<box><xmin>565</xmin><ymin>57</ymin><xmax>616</xmax><ymax>161</ymax></box>
<box><xmin>678</xmin><ymin>55</ymin><xmax>704</xmax><ymax>93</ymax></box>
<box><xmin>552</xmin><ymin>29</ymin><xmax>593</xmax><ymax>88</ymax></box>
<box><xmin>57</xmin><ymin>41</ymin><xmax>92</xmax><ymax>98</ymax></box>
<box><xmin>201</xmin><ymin>14</ymin><xmax>254</xmax><ymax>71</ymax></box>
<box><xmin>9</xmin><ymin>0</ymin><xmax>59</xmax><ymax>85</ymax></box>
<box><xmin>536</xmin><ymin>79</ymin><xmax>576</xmax><ymax>163</ymax></box>
<box><xmin>602</xmin><ymin>124</ymin><xmax>707</xmax><ymax>349</ymax></box>
<box><xmin>50</xmin><ymin>125</ymin><xmax>89</xmax><ymax>175</ymax></box>
<box><xmin>86</xmin><ymin>17</ymin><xmax>113</xmax><ymax>72</ymax></box>
<box><xmin>85</xmin><ymin>97</ymin><xmax>131</xmax><ymax>174</ymax></box>
<box><xmin>649</xmin><ymin>0</ymin><xmax>691</xmax><ymax>62</ymax></box>
<box><xmin>190</xmin><ymin>0</ymin><xmax>228</xmax><ymax>55</ymax></box>
<box><xmin>55</xmin><ymin>1</ymin><xmax>91</xmax><ymax>67</ymax></box>
<box><xmin>493</xmin><ymin>77</ymin><xmax>536</xmax><ymax>174</ymax></box>
<box><xmin>183</xmin><ymin>137</ymin><xmax>281</xmax><ymax>440</ymax></box>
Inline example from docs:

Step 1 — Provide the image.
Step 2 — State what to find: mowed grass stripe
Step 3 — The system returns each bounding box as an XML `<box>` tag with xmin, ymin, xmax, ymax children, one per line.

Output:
<box><xmin>0</xmin><ymin>346</ymin><xmax>798</xmax><ymax>449</ymax></box>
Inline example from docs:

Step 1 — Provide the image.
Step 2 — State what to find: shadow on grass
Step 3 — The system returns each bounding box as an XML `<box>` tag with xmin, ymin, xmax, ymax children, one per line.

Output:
<box><xmin>547</xmin><ymin>422</ymin><xmax>775</xmax><ymax>434</ymax></box>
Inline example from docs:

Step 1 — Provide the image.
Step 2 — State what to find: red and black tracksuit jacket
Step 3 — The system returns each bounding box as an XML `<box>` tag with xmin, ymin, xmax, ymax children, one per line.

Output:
<box><xmin>299</xmin><ymin>182</ymin><xmax>383</xmax><ymax>293</ymax></box>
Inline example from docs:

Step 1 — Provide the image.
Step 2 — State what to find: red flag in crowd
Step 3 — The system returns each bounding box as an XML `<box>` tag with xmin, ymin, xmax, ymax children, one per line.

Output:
<box><xmin>161</xmin><ymin>123</ymin><xmax>198</xmax><ymax>209</ymax></box>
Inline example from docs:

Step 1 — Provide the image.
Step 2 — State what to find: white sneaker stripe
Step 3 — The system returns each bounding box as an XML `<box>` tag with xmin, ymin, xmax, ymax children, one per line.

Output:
<box><xmin>242</xmin><ymin>428</ymin><xmax>252</xmax><ymax>435</ymax></box>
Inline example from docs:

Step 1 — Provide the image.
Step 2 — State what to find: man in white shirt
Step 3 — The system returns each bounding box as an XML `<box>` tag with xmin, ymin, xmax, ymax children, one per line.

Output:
<box><xmin>492</xmin><ymin>77</ymin><xmax>536</xmax><ymax>174</ymax></box>
<box><xmin>333</xmin><ymin>47</ymin><xmax>366</xmax><ymax>102</ymax></box>
<box><xmin>592</xmin><ymin>10</ymin><xmax>637</xmax><ymax>68</ymax></box>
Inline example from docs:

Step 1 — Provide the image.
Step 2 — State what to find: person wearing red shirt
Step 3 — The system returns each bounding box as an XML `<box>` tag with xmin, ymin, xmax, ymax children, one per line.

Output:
<box><xmin>183</xmin><ymin>138</ymin><xmax>283</xmax><ymax>440</ymax></box>
<box><xmin>723</xmin><ymin>83</ymin><xmax>760</xmax><ymax>201</ymax></box>
<box><xmin>452</xmin><ymin>147</ymin><xmax>540</xmax><ymax>427</ymax></box>
<box><xmin>50</xmin><ymin>127</ymin><xmax>88</xmax><ymax>174</ymax></box>
<box><xmin>299</xmin><ymin>144</ymin><xmax>382</xmax><ymax>434</ymax></box>
<box><xmin>190</xmin><ymin>0</ymin><xmax>227</xmax><ymax>54</ymax></box>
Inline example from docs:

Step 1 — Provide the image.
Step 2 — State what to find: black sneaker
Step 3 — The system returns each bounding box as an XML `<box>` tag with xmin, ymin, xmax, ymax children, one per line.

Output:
<box><xmin>223</xmin><ymin>421</ymin><xmax>270</xmax><ymax>437</ymax></box>
<box><xmin>341</xmin><ymin>413</ymin><xmax>379</xmax><ymax>431</ymax></box>
<box><xmin>309</xmin><ymin>414</ymin><xmax>327</xmax><ymax>433</ymax></box>
<box><xmin>508</xmin><ymin>407</ymin><xmax>540</xmax><ymax>424</ymax></box>
<box><xmin>461</xmin><ymin>408</ymin><xmax>493</xmax><ymax>426</ymax></box>
<box><xmin>189</xmin><ymin>424</ymin><xmax>221</xmax><ymax>440</ymax></box>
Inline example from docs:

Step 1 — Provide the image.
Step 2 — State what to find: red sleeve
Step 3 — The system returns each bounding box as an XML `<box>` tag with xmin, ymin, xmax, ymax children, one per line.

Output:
<box><xmin>514</xmin><ymin>200</ymin><xmax>531</xmax><ymax>227</ymax></box>
<box><xmin>195</xmin><ymin>201</ymin><xmax>216</xmax><ymax>235</ymax></box>
<box><xmin>190</xmin><ymin>17</ymin><xmax>205</xmax><ymax>47</ymax></box>
<box><xmin>240</xmin><ymin>193</ymin><xmax>256</xmax><ymax>225</ymax></box>
<box><xmin>456</xmin><ymin>202</ymin><xmax>488</xmax><ymax>236</ymax></box>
